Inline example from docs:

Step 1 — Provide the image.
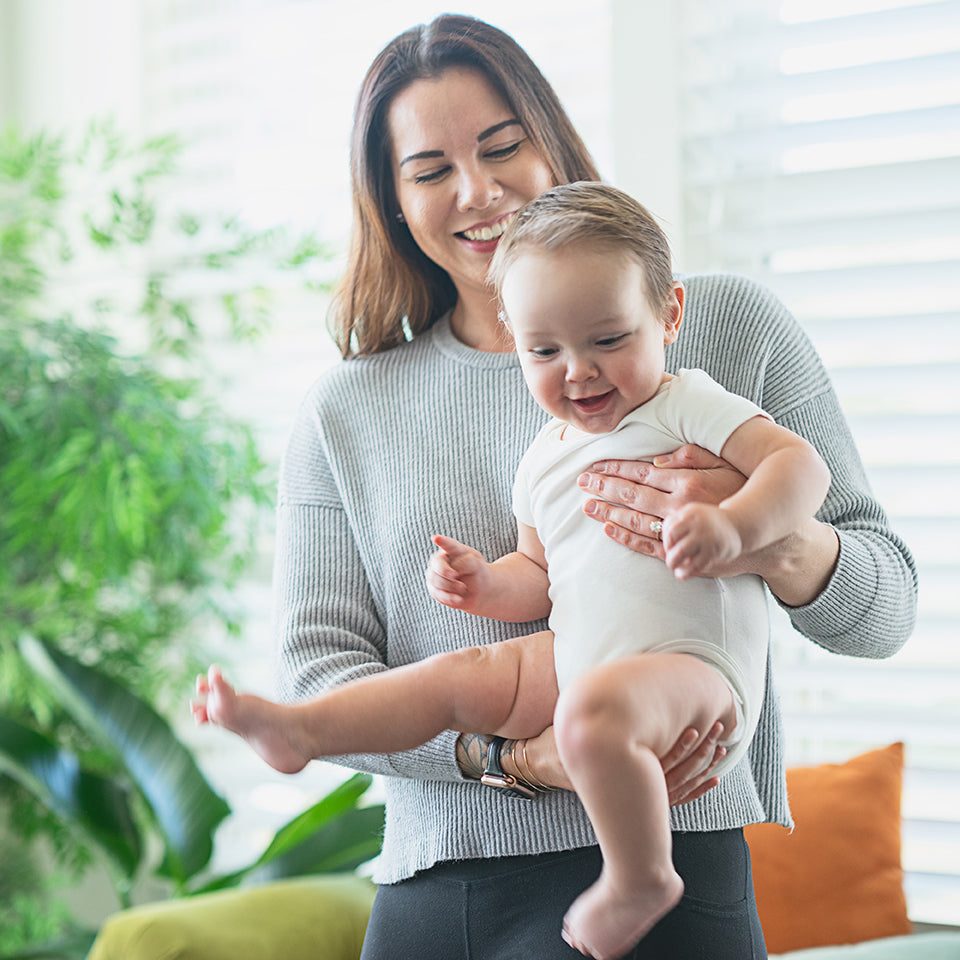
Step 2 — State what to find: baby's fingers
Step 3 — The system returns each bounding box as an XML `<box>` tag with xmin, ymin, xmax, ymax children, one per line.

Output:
<box><xmin>432</xmin><ymin>534</ymin><xmax>469</xmax><ymax>556</ymax></box>
<box><xmin>191</xmin><ymin>674</ymin><xmax>210</xmax><ymax>724</ymax></box>
<box><xmin>664</xmin><ymin>534</ymin><xmax>704</xmax><ymax>580</ymax></box>
<box><xmin>425</xmin><ymin>566</ymin><xmax>469</xmax><ymax>605</ymax></box>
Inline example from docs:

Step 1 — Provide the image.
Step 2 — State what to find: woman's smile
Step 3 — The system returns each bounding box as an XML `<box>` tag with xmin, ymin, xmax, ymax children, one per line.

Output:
<box><xmin>388</xmin><ymin>67</ymin><xmax>554</xmax><ymax>343</ymax></box>
<box><xmin>459</xmin><ymin>212</ymin><xmax>515</xmax><ymax>244</ymax></box>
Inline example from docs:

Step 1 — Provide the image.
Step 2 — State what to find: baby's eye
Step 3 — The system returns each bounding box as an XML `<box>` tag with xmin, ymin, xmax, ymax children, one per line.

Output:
<box><xmin>530</xmin><ymin>347</ymin><xmax>558</xmax><ymax>358</ymax></box>
<box><xmin>597</xmin><ymin>334</ymin><xmax>627</xmax><ymax>348</ymax></box>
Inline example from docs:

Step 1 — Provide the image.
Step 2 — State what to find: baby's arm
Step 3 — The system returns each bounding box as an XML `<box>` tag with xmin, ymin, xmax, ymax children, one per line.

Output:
<box><xmin>665</xmin><ymin>416</ymin><xmax>831</xmax><ymax>579</ymax></box>
<box><xmin>426</xmin><ymin>525</ymin><xmax>551</xmax><ymax>623</ymax></box>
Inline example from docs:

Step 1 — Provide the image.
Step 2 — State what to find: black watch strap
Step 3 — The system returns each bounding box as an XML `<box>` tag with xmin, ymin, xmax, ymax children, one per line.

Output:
<box><xmin>480</xmin><ymin>736</ymin><xmax>536</xmax><ymax>800</ymax></box>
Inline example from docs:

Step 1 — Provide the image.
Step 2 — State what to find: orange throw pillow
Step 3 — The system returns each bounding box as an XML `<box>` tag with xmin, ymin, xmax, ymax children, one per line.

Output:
<box><xmin>744</xmin><ymin>742</ymin><xmax>911</xmax><ymax>954</ymax></box>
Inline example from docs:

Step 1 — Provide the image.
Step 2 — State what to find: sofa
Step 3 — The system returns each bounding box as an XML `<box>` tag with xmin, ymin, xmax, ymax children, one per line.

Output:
<box><xmin>88</xmin><ymin>743</ymin><xmax>960</xmax><ymax>959</ymax></box>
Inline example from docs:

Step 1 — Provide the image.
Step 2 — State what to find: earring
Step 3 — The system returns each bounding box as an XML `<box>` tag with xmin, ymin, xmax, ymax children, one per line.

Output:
<box><xmin>395</xmin><ymin>212</ymin><xmax>405</xmax><ymax>223</ymax></box>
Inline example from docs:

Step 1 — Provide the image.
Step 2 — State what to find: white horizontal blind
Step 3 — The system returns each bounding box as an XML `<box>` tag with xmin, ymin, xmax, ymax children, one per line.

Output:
<box><xmin>676</xmin><ymin>0</ymin><xmax>960</xmax><ymax>923</ymax></box>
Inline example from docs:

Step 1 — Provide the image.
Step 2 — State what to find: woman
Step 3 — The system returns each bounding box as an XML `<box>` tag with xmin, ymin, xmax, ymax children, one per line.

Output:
<box><xmin>273</xmin><ymin>15</ymin><xmax>916</xmax><ymax>959</ymax></box>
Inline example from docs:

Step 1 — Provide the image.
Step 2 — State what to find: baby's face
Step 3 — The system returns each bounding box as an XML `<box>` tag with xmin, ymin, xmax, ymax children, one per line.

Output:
<box><xmin>503</xmin><ymin>245</ymin><xmax>681</xmax><ymax>434</ymax></box>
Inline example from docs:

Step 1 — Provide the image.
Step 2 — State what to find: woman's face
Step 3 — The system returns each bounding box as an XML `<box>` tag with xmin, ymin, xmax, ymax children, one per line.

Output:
<box><xmin>388</xmin><ymin>66</ymin><xmax>555</xmax><ymax>306</ymax></box>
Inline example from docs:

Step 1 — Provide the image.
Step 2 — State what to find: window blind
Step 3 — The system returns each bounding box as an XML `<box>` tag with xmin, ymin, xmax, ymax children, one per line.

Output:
<box><xmin>673</xmin><ymin>0</ymin><xmax>960</xmax><ymax>923</ymax></box>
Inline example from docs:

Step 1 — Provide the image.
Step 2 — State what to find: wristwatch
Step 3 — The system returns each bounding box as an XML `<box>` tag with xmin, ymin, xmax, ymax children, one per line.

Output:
<box><xmin>480</xmin><ymin>736</ymin><xmax>536</xmax><ymax>800</ymax></box>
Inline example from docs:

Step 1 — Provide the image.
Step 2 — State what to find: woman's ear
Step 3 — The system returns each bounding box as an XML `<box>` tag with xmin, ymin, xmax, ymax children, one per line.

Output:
<box><xmin>662</xmin><ymin>282</ymin><xmax>684</xmax><ymax>345</ymax></box>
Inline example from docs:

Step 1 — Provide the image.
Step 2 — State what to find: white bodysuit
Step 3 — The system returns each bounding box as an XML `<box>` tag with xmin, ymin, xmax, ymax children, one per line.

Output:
<box><xmin>513</xmin><ymin>369</ymin><xmax>771</xmax><ymax>777</ymax></box>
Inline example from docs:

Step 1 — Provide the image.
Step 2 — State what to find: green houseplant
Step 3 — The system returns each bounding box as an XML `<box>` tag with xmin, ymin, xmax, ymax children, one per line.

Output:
<box><xmin>0</xmin><ymin>123</ymin><xmax>365</xmax><ymax>957</ymax></box>
<box><xmin>0</xmin><ymin>637</ymin><xmax>385</xmax><ymax>960</ymax></box>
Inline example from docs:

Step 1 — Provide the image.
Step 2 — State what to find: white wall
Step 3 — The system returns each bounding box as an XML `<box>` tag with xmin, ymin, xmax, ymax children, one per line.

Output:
<box><xmin>610</xmin><ymin>0</ymin><xmax>685</xmax><ymax>267</ymax></box>
<box><xmin>1</xmin><ymin>0</ymin><xmax>144</xmax><ymax>133</ymax></box>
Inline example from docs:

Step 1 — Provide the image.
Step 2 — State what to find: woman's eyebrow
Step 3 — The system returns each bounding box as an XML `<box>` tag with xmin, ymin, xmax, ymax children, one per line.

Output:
<box><xmin>478</xmin><ymin>119</ymin><xmax>521</xmax><ymax>142</ymax></box>
<box><xmin>399</xmin><ymin>149</ymin><xmax>444</xmax><ymax>167</ymax></box>
<box><xmin>399</xmin><ymin>119</ymin><xmax>521</xmax><ymax>167</ymax></box>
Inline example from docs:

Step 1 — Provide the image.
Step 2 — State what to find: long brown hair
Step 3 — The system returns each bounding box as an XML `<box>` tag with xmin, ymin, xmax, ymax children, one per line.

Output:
<box><xmin>328</xmin><ymin>14</ymin><xmax>601</xmax><ymax>357</ymax></box>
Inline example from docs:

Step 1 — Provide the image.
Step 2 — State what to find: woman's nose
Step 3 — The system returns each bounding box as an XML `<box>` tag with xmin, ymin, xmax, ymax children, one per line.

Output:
<box><xmin>456</xmin><ymin>165</ymin><xmax>503</xmax><ymax>212</ymax></box>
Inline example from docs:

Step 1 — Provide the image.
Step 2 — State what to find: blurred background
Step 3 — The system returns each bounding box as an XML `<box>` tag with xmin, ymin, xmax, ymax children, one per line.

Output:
<box><xmin>1</xmin><ymin>0</ymin><xmax>958</xmax><ymax>940</ymax></box>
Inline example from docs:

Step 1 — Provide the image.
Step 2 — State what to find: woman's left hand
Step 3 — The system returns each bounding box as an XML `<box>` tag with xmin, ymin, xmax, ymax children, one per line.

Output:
<box><xmin>578</xmin><ymin>445</ymin><xmax>745</xmax><ymax>560</ymax></box>
<box><xmin>581</xmin><ymin>444</ymin><xmax>840</xmax><ymax>606</ymax></box>
<box><xmin>513</xmin><ymin>723</ymin><xmax>726</xmax><ymax>804</ymax></box>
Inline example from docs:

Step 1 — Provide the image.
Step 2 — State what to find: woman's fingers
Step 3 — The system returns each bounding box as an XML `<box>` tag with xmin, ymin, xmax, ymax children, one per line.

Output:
<box><xmin>582</xmin><ymin>498</ymin><xmax>666</xmax><ymax>557</ymax></box>
<box><xmin>663</xmin><ymin>721</ymin><xmax>726</xmax><ymax>806</ymax></box>
<box><xmin>582</xmin><ymin>448</ymin><xmax>747</xmax><ymax>511</ymax></box>
<box><xmin>579</xmin><ymin>464</ymin><xmax>673</xmax><ymax>516</ymax></box>
<box><xmin>648</xmin><ymin>444</ymin><xmax>729</xmax><ymax>471</ymax></box>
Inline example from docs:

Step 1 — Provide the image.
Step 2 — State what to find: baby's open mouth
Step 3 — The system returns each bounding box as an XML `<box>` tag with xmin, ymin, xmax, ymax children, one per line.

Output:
<box><xmin>571</xmin><ymin>391</ymin><xmax>614</xmax><ymax>412</ymax></box>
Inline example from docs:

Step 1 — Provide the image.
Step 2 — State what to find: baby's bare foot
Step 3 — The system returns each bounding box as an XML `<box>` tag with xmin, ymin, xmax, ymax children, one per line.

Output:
<box><xmin>561</xmin><ymin>867</ymin><xmax>683</xmax><ymax>960</ymax></box>
<box><xmin>193</xmin><ymin>666</ymin><xmax>311</xmax><ymax>774</ymax></box>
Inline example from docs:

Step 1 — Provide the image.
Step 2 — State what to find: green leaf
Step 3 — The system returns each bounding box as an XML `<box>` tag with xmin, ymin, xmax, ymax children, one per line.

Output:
<box><xmin>19</xmin><ymin>636</ymin><xmax>230</xmax><ymax>884</ymax></box>
<box><xmin>189</xmin><ymin>773</ymin><xmax>384</xmax><ymax>894</ymax></box>
<box><xmin>0</xmin><ymin>926</ymin><xmax>97</xmax><ymax>960</ymax></box>
<box><xmin>245</xmin><ymin>805</ymin><xmax>385</xmax><ymax>883</ymax></box>
<box><xmin>255</xmin><ymin>772</ymin><xmax>375</xmax><ymax>865</ymax></box>
<box><xmin>0</xmin><ymin>715</ymin><xmax>142</xmax><ymax>879</ymax></box>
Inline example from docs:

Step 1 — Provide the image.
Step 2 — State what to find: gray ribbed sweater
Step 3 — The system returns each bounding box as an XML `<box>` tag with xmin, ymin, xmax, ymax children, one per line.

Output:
<box><xmin>273</xmin><ymin>272</ymin><xmax>917</xmax><ymax>884</ymax></box>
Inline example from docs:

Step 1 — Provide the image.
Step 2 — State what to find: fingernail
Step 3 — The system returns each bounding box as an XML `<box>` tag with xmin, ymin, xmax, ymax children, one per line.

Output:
<box><xmin>577</xmin><ymin>473</ymin><xmax>590</xmax><ymax>487</ymax></box>
<box><xmin>653</xmin><ymin>455</ymin><xmax>670</xmax><ymax>466</ymax></box>
<box><xmin>583</xmin><ymin>500</ymin><xmax>597</xmax><ymax>515</ymax></box>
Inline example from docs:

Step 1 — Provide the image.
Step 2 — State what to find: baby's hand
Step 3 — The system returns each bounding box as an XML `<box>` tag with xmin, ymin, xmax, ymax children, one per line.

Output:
<box><xmin>662</xmin><ymin>503</ymin><xmax>743</xmax><ymax>579</ymax></box>
<box><xmin>426</xmin><ymin>534</ymin><xmax>491</xmax><ymax>612</ymax></box>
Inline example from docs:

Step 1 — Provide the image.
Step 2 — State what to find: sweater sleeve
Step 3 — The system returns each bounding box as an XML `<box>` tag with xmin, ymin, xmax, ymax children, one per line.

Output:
<box><xmin>272</xmin><ymin>387</ymin><xmax>465</xmax><ymax>782</ymax></box>
<box><xmin>772</xmin><ymin>388</ymin><xmax>918</xmax><ymax>658</ymax></box>
<box><xmin>685</xmin><ymin>273</ymin><xmax>918</xmax><ymax>658</ymax></box>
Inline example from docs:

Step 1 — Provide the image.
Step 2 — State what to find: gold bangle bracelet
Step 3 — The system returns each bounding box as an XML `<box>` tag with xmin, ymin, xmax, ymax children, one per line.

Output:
<box><xmin>519</xmin><ymin>738</ymin><xmax>553</xmax><ymax>792</ymax></box>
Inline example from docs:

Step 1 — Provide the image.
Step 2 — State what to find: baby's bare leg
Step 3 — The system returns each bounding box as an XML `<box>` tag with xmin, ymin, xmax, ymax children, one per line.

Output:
<box><xmin>193</xmin><ymin>632</ymin><xmax>558</xmax><ymax>774</ymax></box>
<box><xmin>554</xmin><ymin>653</ymin><xmax>737</xmax><ymax>960</ymax></box>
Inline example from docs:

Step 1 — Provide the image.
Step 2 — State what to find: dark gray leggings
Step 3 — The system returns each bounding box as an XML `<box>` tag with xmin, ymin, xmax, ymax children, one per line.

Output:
<box><xmin>359</xmin><ymin>828</ymin><xmax>767</xmax><ymax>959</ymax></box>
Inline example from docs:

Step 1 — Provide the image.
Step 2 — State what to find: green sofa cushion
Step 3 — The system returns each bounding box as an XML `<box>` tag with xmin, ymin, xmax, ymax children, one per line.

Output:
<box><xmin>87</xmin><ymin>873</ymin><xmax>376</xmax><ymax>960</ymax></box>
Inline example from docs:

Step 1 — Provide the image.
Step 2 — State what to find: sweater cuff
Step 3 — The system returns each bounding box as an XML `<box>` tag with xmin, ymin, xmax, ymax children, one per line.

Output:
<box><xmin>777</xmin><ymin>530</ymin><xmax>880</xmax><ymax>655</ymax></box>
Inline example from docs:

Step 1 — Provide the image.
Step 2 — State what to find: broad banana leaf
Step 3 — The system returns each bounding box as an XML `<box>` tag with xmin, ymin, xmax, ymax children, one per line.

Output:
<box><xmin>19</xmin><ymin>636</ymin><xmax>230</xmax><ymax>885</ymax></box>
<box><xmin>0</xmin><ymin>714</ymin><xmax>142</xmax><ymax>878</ymax></box>
<box><xmin>242</xmin><ymin>803</ymin><xmax>386</xmax><ymax>884</ymax></box>
<box><xmin>191</xmin><ymin>772</ymin><xmax>385</xmax><ymax>893</ymax></box>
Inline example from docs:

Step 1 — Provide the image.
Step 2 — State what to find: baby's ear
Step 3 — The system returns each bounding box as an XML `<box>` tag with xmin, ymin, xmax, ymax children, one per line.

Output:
<box><xmin>662</xmin><ymin>282</ymin><xmax>684</xmax><ymax>344</ymax></box>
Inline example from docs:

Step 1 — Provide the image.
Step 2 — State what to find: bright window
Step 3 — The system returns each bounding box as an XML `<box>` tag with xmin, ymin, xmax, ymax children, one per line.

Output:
<box><xmin>644</xmin><ymin>0</ymin><xmax>960</xmax><ymax>924</ymax></box>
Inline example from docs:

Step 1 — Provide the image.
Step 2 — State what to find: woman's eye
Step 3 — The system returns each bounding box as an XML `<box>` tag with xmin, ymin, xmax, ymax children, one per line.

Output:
<box><xmin>413</xmin><ymin>167</ymin><xmax>450</xmax><ymax>184</ymax></box>
<box><xmin>486</xmin><ymin>141</ymin><xmax>522</xmax><ymax>161</ymax></box>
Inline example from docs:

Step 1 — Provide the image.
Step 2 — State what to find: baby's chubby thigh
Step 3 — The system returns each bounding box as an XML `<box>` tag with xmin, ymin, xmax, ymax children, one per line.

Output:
<box><xmin>553</xmin><ymin>651</ymin><xmax>736</xmax><ymax>763</ymax></box>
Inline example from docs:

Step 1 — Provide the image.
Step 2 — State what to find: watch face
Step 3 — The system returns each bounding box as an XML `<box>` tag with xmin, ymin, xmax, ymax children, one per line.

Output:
<box><xmin>481</xmin><ymin>773</ymin><xmax>536</xmax><ymax>800</ymax></box>
<box><xmin>482</xmin><ymin>737</ymin><xmax>535</xmax><ymax>798</ymax></box>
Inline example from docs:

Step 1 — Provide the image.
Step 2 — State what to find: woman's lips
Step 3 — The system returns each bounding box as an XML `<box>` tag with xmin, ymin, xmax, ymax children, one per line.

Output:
<box><xmin>458</xmin><ymin>213</ymin><xmax>514</xmax><ymax>242</ymax></box>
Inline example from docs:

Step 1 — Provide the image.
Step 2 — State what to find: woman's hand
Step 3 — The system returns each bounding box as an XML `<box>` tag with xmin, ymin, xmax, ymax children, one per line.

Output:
<box><xmin>578</xmin><ymin>445</ymin><xmax>746</xmax><ymax>561</ymax></box>
<box><xmin>660</xmin><ymin>722</ymin><xmax>726</xmax><ymax>805</ymax></box>
<box><xmin>580</xmin><ymin>444</ymin><xmax>840</xmax><ymax>605</ymax></box>
<box><xmin>460</xmin><ymin>724</ymin><xmax>726</xmax><ymax>805</ymax></box>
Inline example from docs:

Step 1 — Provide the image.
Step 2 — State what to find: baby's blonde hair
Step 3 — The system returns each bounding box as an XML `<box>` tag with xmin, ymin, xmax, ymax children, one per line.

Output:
<box><xmin>489</xmin><ymin>181</ymin><xmax>675</xmax><ymax>322</ymax></box>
